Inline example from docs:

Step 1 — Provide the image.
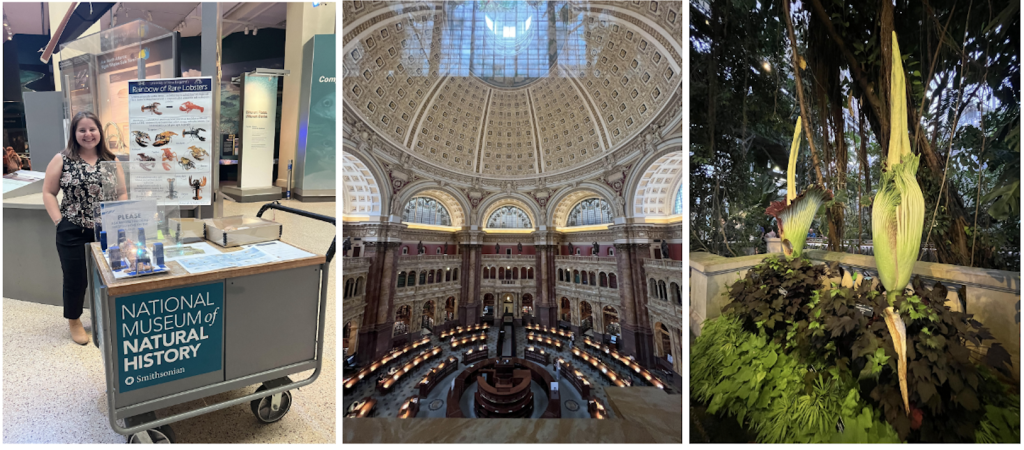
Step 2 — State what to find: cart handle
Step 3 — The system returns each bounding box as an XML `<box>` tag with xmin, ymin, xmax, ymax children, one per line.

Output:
<box><xmin>256</xmin><ymin>201</ymin><xmax>336</xmax><ymax>262</ymax></box>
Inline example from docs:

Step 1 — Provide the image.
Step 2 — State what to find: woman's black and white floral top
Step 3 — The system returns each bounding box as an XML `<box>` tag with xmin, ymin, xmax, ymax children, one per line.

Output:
<box><xmin>59</xmin><ymin>153</ymin><xmax>117</xmax><ymax>229</ymax></box>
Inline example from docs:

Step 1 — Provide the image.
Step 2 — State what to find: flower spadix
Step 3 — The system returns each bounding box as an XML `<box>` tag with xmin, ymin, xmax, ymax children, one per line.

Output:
<box><xmin>765</xmin><ymin>117</ymin><xmax>833</xmax><ymax>258</ymax></box>
<box><xmin>872</xmin><ymin>32</ymin><xmax>925</xmax><ymax>306</ymax></box>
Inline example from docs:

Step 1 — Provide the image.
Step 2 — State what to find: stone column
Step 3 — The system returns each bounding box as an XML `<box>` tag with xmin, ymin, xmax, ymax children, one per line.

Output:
<box><xmin>534</xmin><ymin>245</ymin><xmax>558</xmax><ymax>327</ymax></box>
<box><xmin>614</xmin><ymin>243</ymin><xmax>656</xmax><ymax>368</ymax></box>
<box><xmin>459</xmin><ymin>244</ymin><xmax>482</xmax><ymax>325</ymax></box>
<box><xmin>357</xmin><ymin>240</ymin><xmax>401</xmax><ymax>360</ymax></box>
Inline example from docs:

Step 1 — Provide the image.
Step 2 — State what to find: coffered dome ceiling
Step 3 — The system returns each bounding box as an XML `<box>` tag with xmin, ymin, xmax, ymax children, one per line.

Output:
<box><xmin>342</xmin><ymin>0</ymin><xmax>682</xmax><ymax>179</ymax></box>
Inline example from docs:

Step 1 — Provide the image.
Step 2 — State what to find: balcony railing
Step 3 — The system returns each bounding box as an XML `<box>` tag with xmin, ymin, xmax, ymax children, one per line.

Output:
<box><xmin>341</xmin><ymin>256</ymin><xmax>372</xmax><ymax>271</ymax></box>
<box><xmin>481</xmin><ymin>254</ymin><xmax>537</xmax><ymax>262</ymax></box>
<box><xmin>644</xmin><ymin>258</ymin><xmax>683</xmax><ymax>271</ymax></box>
<box><xmin>554</xmin><ymin>256</ymin><xmax>617</xmax><ymax>263</ymax></box>
<box><xmin>481</xmin><ymin>278</ymin><xmax>537</xmax><ymax>286</ymax></box>
<box><xmin>399</xmin><ymin>254</ymin><xmax>462</xmax><ymax>261</ymax></box>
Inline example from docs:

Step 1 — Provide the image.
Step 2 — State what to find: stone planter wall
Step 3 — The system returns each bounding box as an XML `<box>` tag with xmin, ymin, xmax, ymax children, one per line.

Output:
<box><xmin>689</xmin><ymin>250</ymin><xmax>1021</xmax><ymax>381</ymax></box>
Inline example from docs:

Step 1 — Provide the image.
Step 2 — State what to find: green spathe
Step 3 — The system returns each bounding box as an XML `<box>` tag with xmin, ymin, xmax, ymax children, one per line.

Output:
<box><xmin>871</xmin><ymin>32</ymin><xmax>925</xmax><ymax>305</ymax></box>
<box><xmin>765</xmin><ymin>117</ymin><xmax>832</xmax><ymax>258</ymax></box>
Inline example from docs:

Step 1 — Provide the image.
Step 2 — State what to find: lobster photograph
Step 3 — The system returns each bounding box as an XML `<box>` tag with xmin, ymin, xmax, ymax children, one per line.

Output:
<box><xmin>141</xmin><ymin>102</ymin><xmax>162</xmax><ymax>115</ymax></box>
<box><xmin>183</xmin><ymin>127</ymin><xmax>207</xmax><ymax>142</ymax></box>
<box><xmin>132</xmin><ymin>131</ymin><xmax>150</xmax><ymax>147</ymax></box>
<box><xmin>136</xmin><ymin>153</ymin><xmax>156</xmax><ymax>171</ymax></box>
<box><xmin>178</xmin><ymin>156</ymin><xmax>197</xmax><ymax>171</ymax></box>
<box><xmin>160</xmin><ymin>148</ymin><xmax>177</xmax><ymax>171</ymax></box>
<box><xmin>154</xmin><ymin>131</ymin><xmax>177</xmax><ymax>146</ymax></box>
<box><xmin>188</xmin><ymin>146</ymin><xmax>209</xmax><ymax>161</ymax></box>
<box><xmin>179</xmin><ymin>101</ymin><xmax>204</xmax><ymax>113</ymax></box>
<box><xmin>188</xmin><ymin>176</ymin><xmax>207</xmax><ymax>201</ymax></box>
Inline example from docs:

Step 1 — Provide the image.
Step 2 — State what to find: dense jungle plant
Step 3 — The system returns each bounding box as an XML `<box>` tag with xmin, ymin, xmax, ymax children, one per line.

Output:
<box><xmin>797</xmin><ymin>274</ymin><xmax>1016</xmax><ymax>442</ymax></box>
<box><xmin>692</xmin><ymin>314</ymin><xmax>900</xmax><ymax>443</ymax></box>
<box><xmin>723</xmin><ymin>255</ymin><xmax>831</xmax><ymax>346</ymax></box>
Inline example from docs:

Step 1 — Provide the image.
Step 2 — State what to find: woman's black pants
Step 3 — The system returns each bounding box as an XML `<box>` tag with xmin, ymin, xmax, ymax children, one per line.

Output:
<box><xmin>55</xmin><ymin>220</ymin><xmax>95</xmax><ymax>320</ymax></box>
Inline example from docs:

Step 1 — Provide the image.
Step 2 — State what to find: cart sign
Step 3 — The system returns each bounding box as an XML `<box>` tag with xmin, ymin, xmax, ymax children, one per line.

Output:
<box><xmin>116</xmin><ymin>281</ymin><xmax>224</xmax><ymax>393</ymax></box>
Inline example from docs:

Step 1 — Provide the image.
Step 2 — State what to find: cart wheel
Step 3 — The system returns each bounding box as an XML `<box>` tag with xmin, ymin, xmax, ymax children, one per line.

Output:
<box><xmin>127</xmin><ymin>425</ymin><xmax>174</xmax><ymax>444</ymax></box>
<box><xmin>250</xmin><ymin>385</ymin><xmax>292</xmax><ymax>423</ymax></box>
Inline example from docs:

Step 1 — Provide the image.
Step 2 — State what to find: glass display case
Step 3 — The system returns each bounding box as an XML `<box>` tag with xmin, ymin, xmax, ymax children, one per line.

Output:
<box><xmin>58</xmin><ymin>20</ymin><xmax>177</xmax><ymax>158</ymax></box>
<box><xmin>95</xmin><ymin>161</ymin><xmax>182</xmax><ymax>277</ymax></box>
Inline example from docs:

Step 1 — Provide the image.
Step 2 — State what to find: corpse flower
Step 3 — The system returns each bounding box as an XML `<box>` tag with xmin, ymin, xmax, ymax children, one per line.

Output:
<box><xmin>872</xmin><ymin>31</ymin><xmax>924</xmax><ymax>417</ymax></box>
<box><xmin>765</xmin><ymin>117</ymin><xmax>833</xmax><ymax>258</ymax></box>
<box><xmin>872</xmin><ymin>32</ymin><xmax>925</xmax><ymax>306</ymax></box>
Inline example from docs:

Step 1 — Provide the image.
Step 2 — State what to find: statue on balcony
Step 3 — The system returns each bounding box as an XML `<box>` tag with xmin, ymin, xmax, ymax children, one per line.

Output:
<box><xmin>517</xmin><ymin>242</ymin><xmax>523</xmax><ymax>253</ymax></box>
<box><xmin>342</xmin><ymin>237</ymin><xmax>351</xmax><ymax>256</ymax></box>
<box><xmin>592</xmin><ymin>242</ymin><xmax>599</xmax><ymax>255</ymax></box>
<box><xmin>661</xmin><ymin>240</ymin><xmax>670</xmax><ymax>259</ymax></box>
<box><xmin>443</xmin><ymin>241</ymin><xmax>448</xmax><ymax>254</ymax></box>
<box><xmin>417</xmin><ymin>241</ymin><xmax>425</xmax><ymax>255</ymax></box>
<box><xmin>568</xmin><ymin>242</ymin><xmax>575</xmax><ymax>255</ymax></box>
<box><xmin>495</xmin><ymin>242</ymin><xmax>501</xmax><ymax>254</ymax></box>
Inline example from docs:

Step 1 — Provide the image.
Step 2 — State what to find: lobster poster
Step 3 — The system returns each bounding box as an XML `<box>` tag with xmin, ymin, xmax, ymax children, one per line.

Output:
<box><xmin>128</xmin><ymin>77</ymin><xmax>214</xmax><ymax>205</ymax></box>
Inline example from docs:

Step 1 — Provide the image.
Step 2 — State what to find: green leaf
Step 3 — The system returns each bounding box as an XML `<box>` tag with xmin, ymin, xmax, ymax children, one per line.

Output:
<box><xmin>765</xmin><ymin>350</ymin><xmax>779</xmax><ymax>369</ymax></box>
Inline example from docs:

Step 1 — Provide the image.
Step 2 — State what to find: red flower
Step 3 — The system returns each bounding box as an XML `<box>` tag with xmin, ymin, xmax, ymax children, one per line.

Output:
<box><xmin>910</xmin><ymin>404</ymin><xmax>923</xmax><ymax>430</ymax></box>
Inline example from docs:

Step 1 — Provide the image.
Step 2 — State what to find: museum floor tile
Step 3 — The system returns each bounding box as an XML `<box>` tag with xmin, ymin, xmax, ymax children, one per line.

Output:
<box><xmin>2</xmin><ymin>198</ymin><xmax>337</xmax><ymax>443</ymax></box>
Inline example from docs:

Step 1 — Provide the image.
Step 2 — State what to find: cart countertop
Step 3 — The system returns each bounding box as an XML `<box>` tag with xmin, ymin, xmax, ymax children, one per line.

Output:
<box><xmin>90</xmin><ymin>240</ymin><xmax>327</xmax><ymax>297</ymax></box>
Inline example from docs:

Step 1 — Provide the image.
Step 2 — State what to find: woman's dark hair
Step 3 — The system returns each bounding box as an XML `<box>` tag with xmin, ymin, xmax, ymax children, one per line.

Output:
<box><xmin>62</xmin><ymin>111</ymin><xmax>117</xmax><ymax>162</ymax></box>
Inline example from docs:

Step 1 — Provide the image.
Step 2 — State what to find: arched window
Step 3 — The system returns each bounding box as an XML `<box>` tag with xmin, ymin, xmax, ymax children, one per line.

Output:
<box><xmin>355</xmin><ymin>277</ymin><xmax>363</xmax><ymax>295</ymax></box>
<box><xmin>581</xmin><ymin>271</ymin><xmax>588</xmax><ymax>285</ymax></box>
<box><xmin>436</xmin><ymin>269</ymin><xmax>443</xmax><ymax>282</ymax></box>
<box><xmin>506</xmin><ymin>267</ymin><xmax>513</xmax><ymax>280</ymax></box>
<box><xmin>574</xmin><ymin>270</ymin><xmax>580</xmax><ymax>283</ymax></box>
<box><xmin>558</xmin><ymin>268</ymin><xmax>563</xmax><ymax>281</ymax></box>
<box><xmin>486</xmin><ymin>205</ymin><xmax>532</xmax><ymax>228</ymax></box>
<box><xmin>649</xmin><ymin>278</ymin><xmax>658</xmax><ymax>299</ymax></box>
<box><xmin>658</xmin><ymin>280</ymin><xmax>667</xmax><ymax>300</ymax></box>
<box><xmin>528</xmin><ymin>267</ymin><xmax>534</xmax><ymax>279</ymax></box>
<box><xmin>513</xmin><ymin>267</ymin><xmax>519</xmax><ymax>279</ymax></box>
<box><xmin>419</xmin><ymin>271</ymin><xmax>427</xmax><ymax>285</ymax></box>
<box><xmin>671</xmin><ymin>282</ymin><xmax>681</xmax><ymax>305</ymax></box>
<box><xmin>436</xmin><ymin>247</ymin><xmax>442</xmax><ymax>254</ymax></box>
<box><xmin>398</xmin><ymin>272</ymin><xmax>407</xmax><ymax>288</ymax></box>
<box><xmin>484</xmin><ymin>267</ymin><xmax>490</xmax><ymax>279</ymax></box>
<box><xmin>674</xmin><ymin>185</ymin><xmax>683</xmax><ymax>215</ymax></box>
<box><xmin>521</xmin><ymin>267</ymin><xmax>528</xmax><ymax>279</ymax></box>
<box><xmin>402</xmin><ymin>197</ymin><xmax>452</xmax><ymax>226</ymax></box>
<box><xmin>609</xmin><ymin>273</ymin><xmax>617</xmax><ymax>288</ymax></box>
<box><xmin>344</xmin><ymin>279</ymin><xmax>353</xmax><ymax>298</ymax></box>
<box><xmin>454</xmin><ymin>268</ymin><xmax>459</xmax><ymax>281</ymax></box>
<box><xmin>446</xmin><ymin>269</ymin><xmax>452</xmax><ymax>282</ymax></box>
<box><xmin>589</xmin><ymin>272</ymin><xmax>596</xmax><ymax>285</ymax></box>
<box><xmin>408</xmin><ymin>271</ymin><xmax>416</xmax><ymax>286</ymax></box>
<box><xmin>566</xmin><ymin>198</ymin><xmax>613</xmax><ymax>226</ymax></box>
<box><xmin>600</xmin><ymin>272</ymin><xmax>607</xmax><ymax>287</ymax></box>
<box><xmin>402</xmin><ymin>246</ymin><xmax>409</xmax><ymax>255</ymax></box>
<box><xmin>499</xmin><ymin>267</ymin><xmax>505</xmax><ymax>279</ymax></box>
<box><xmin>490</xmin><ymin>267</ymin><xmax>496</xmax><ymax>279</ymax></box>
<box><xmin>427</xmin><ymin>271</ymin><xmax>435</xmax><ymax>284</ymax></box>
<box><xmin>608</xmin><ymin>247</ymin><xmax>614</xmax><ymax>256</ymax></box>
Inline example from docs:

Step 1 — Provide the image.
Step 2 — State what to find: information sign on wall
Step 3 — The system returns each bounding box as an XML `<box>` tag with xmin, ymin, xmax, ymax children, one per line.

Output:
<box><xmin>296</xmin><ymin>34</ymin><xmax>336</xmax><ymax>192</ymax></box>
<box><xmin>239</xmin><ymin>74</ymin><xmax>278</xmax><ymax>188</ymax></box>
<box><xmin>128</xmin><ymin>77</ymin><xmax>214</xmax><ymax>205</ymax></box>
<box><xmin>115</xmin><ymin>281</ymin><xmax>224</xmax><ymax>393</ymax></box>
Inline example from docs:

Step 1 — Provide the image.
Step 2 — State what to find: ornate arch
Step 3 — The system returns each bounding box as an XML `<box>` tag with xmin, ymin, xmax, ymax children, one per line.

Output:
<box><xmin>341</xmin><ymin>147</ymin><xmax>390</xmax><ymax>221</ymax></box>
<box><xmin>623</xmin><ymin>143</ymin><xmax>683</xmax><ymax>220</ymax></box>
<box><xmin>393</xmin><ymin>181</ymin><xmax>472</xmax><ymax>228</ymax></box>
<box><xmin>548</xmin><ymin>183</ymin><xmax>621</xmax><ymax>228</ymax></box>
<box><xmin>476</xmin><ymin>194</ymin><xmax>541</xmax><ymax>230</ymax></box>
